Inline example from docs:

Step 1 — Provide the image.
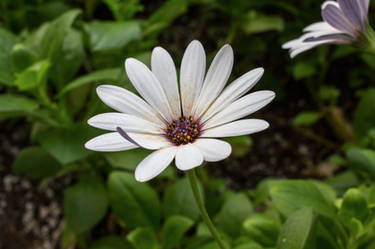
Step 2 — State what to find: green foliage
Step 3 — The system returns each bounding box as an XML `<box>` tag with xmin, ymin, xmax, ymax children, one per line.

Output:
<box><xmin>276</xmin><ymin>208</ymin><xmax>315</xmax><ymax>249</ymax></box>
<box><xmin>64</xmin><ymin>173</ymin><xmax>109</xmax><ymax>234</ymax></box>
<box><xmin>162</xmin><ymin>215</ymin><xmax>194</xmax><ymax>249</ymax></box>
<box><xmin>84</xmin><ymin>21</ymin><xmax>142</xmax><ymax>51</ymax></box>
<box><xmin>163</xmin><ymin>177</ymin><xmax>202</xmax><ymax>221</ymax></box>
<box><xmin>89</xmin><ymin>236</ymin><xmax>134</xmax><ymax>249</ymax></box>
<box><xmin>108</xmin><ymin>172</ymin><xmax>161</xmax><ymax>230</ymax></box>
<box><xmin>293</xmin><ymin>112</ymin><xmax>322</xmax><ymax>126</ymax></box>
<box><xmin>215</xmin><ymin>193</ymin><xmax>254</xmax><ymax>237</ymax></box>
<box><xmin>4</xmin><ymin>1</ymin><xmax>375</xmax><ymax>248</ymax></box>
<box><xmin>12</xmin><ymin>146</ymin><xmax>62</xmax><ymax>179</ymax></box>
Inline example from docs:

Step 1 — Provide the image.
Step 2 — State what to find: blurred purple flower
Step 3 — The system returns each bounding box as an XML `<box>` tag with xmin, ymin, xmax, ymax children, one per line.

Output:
<box><xmin>283</xmin><ymin>0</ymin><xmax>372</xmax><ymax>58</ymax></box>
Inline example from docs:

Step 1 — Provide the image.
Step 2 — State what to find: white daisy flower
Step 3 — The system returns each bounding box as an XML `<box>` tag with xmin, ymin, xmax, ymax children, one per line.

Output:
<box><xmin>85</xmin><ymin>40</ymin><xmax>275</xmax><ymax>182</ymax></box>
<box><xmin>283</xmin><ymin>0</ymin><xmax>373</xmax><ymax>58</ymax></box>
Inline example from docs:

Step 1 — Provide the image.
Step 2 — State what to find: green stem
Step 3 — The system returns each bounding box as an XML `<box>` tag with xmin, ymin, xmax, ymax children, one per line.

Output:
<box><xmin>187</xmin><ymin>169</ymin><xmax>229</xmax><ymax>249</ymax></box>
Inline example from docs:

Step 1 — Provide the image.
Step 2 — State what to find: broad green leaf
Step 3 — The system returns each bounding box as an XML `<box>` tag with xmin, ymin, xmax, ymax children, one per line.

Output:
<box><xmin>89</xmin><ymin>236</ymin><xmax>133</xmax><ymax>249</ymax></box>
<box><xmin>12</xmin><ymin>146</ymin><xmax>61</xmax><ymax>179</ymax></box>
<box><xmin>243</xmin><ymin>11</ymin><xmax>284</xmax><ymax>34</ymax></box>
<box><xmin>215</xmin><ymin>193</ymin><xmax>253</xmax><ymax>237</ymax></box>
<box><xmin>0</xmin><ymin>27</ymin><xmax>17</xmax><ymax>85</ymax></box>
<box><xmin>145</xmin><ymin>0</ymin><xmax>189</xmax><ymax>36</ymax></box>
<box><xmin>354</xmin><ymin>88</ymin><xmax>375</xmax><ymax>138</ymax></box>
<box><xmin>11</xmin><ymin>43</ymin><xmax>38</xmax><ymax>73</ymax></box>
<box><xmin>162</xmin><ymin>215</ymin><xmax>194</xmax><ymax>249</ymax></box>
<box><xmin>103</xmin><ymin>0</ymin><xmax>143</xmax><ymax>20</ymax></box>
<box><xmin>39</xmin><ymin>9</ymin><xmax>81</xmax><ymax>62</ymax></box>
<box><xmin>339</xmin><ymin>188</ymin><xmax>369</xmax><ymax>228</ymax></box>
<box><xmin>127</xmin><ymin>227</ymin><xmax>158</xmax><ymax>249</ymax></box>
<box><xmin>108</xmin><ymin>172</ymin><xmax>161</xmax><ymax>230</ymax></box>
<box><xmin>270</xmin><ymin>180</ymin><xmax>336</xmax><ymax>217</ymax></box>
<box><xmin>224</xmin><ymin>136</ymin><xmax>252</xmax><ymax>158</ymax></box>
<box><xmin>293</xmin><ymin>112</ymin><xmax>322</xmax><ymax>126</ymax></box>
<box><xmin>15</xmin><ymin>60</ymin><xmax>50</xmax><ymax>90</ymax></box>
<box><xmin>84</xmin><ymin>21</ymin><xmax>141</xmax><ymax>51</ymax></box>
<box><xmin>346</xmin><ymin>148</ymin><xmax>375</xmax><ymax>179</ymax></box>
<box><xmin>37</xmin><ymin>124</ymin><xmax>96</xmax><ymax>165</ymax></box>
<box><xmin>104</xmin><ymin>148</ymin><xmax>150</xmax><ymax>170</ymax></box>
<box><xmin>163</xmin><ymin>177</ymin><xmax>201</xmax><ymax>221</ymax></box>
<box><xmin>243</xmin><ymin>214</ymin><xmax>280</xmax><ymax>247</ymax></box>
<box><xmin>50</xmin><ymin>29</ymin><xmax>85</xmax><ymax>87</ymax></box>
<box><xmin>0</xmin><ymin>94</ymin><xmax>39</xmax><ymax>117</ymax></box>
<box><xmin>276</xmin><ymin>208</ymin><xmax>315</xmax><ymax>249</ymax></box>
<box><xmin>58</xmin><ymin>67</ymin><xmax>122</xmax><ymax>96</ymax></box>
<box><xmin>64</xmin><ymin>174</ymin><xmax>108</xmax><ymax>233</ymax></box>
<box><xmin>319</xmin><ymin>86</ymin><xmax>340</xmax><ymax>104</ymax></box>
<box><xmin>293</xmin><ymin>61</ymin><xmax>316</xmax><ymax>80</ymax></box>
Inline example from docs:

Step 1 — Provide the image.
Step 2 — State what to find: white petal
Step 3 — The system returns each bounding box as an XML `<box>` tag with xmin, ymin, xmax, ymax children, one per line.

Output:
<box><xmin>96</xmin><ymin>85</ymin><xmax>164</xmax><ymax>127</ymax></box>
<box><xmin>129</xmin><ymin>133</ymin><xmax>171</xmax><ymax>150</ymax></box>
<box><xmin>322</xmin><ymin>0</ymin><xmax>340</xmax><ymax>9</ymax></box>
<box><xmin>200</xmin><ymin>68</ymin><xmax>264</xmax><ymax>123</ymax></box>
<box><xmin>193</xmin><ymin>139</ymin><xmax>231</xmax><ymax>162</ymax></box>
<box><xmin>290</xmin><ymin>40</ymin><xmax>335</xmax><ymax>58</ymax></box>
<box><xmin>180</xmin><ymin>40</ymin><xmax>206</xmax><ymax>116</ymax></box>
<box><xmin>125</xmin><ymin>58</ymin><xmax>173</xmax><ymax>122</ymax></box>
<box><xmin>303</xmin><ymin>21</ymin><xmax>339</xmax><ymax>32</ymax></box>
<box><xmin>88</xmin><ymin>113</ymin><xmax>163</xmax><ymax>134</ymax></box>
<box><xmin>204</xmin><ymin>91</ymin><xmax>275</xmax><ymax>129</ymax></box>
<box><xmin>192</xmin><ymin>44</ymin><xmax>234</xmax><ymax>118</ymax></box>
<box><xmin>151</xmin><ymin>47</ymin><xmax>181</xmax><ymax>118</ymax></box>
<box><xmin>202</xmin><ymin>119</ymin><xmax>269</xmax><ymax>138</ymax></box>
<box><xmin>175</xmin><ymin>143</ymin><xmax>203</xmax><ymax>170</ymax></box>
<box><xmin>85</xmin><ymin>132</ymin><xmax>137</xmax><ymax>152</ymax></box>
<box><xmin>135</xmin><ymin>146</ymin><xmax>177</xmax><ymax>182</ymax></box>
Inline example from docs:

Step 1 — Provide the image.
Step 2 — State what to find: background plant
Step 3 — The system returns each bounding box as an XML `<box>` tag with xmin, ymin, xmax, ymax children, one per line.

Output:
<box><xmin>2</xmin><ymin>0</ymin><xmax>375</xmax><ymax>249</ymax></box>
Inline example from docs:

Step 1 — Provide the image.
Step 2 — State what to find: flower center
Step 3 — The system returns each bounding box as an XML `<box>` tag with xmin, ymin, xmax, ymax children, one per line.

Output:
<box><xmin>165</xmin><ymin>115</ymin><xmax>201</xmax><ymax>145</ymax></box>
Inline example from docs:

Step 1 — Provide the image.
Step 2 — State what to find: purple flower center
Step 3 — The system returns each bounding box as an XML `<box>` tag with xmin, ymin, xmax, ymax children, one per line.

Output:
<box><xmin>165</xmin><ymin>115</ymin><xmax>201</xmax><ymax>145</ymax></box>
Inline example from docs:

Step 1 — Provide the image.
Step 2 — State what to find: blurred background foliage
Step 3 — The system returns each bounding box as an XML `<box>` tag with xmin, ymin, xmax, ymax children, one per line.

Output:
<box><xmin>3</xmin><ymin>0</ymin><xmax>375</xmax><ymax>249</ymax></box>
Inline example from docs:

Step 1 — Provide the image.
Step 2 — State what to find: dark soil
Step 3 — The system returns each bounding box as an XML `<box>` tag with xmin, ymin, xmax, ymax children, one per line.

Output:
<box><xmin>0</xmin><ymin>121</ymin><xmax>71</xmax><ymax>249</ymax></box>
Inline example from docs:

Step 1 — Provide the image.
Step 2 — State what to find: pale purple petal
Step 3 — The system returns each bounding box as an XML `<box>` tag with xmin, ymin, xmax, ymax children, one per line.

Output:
<box><xmin>304</xmin><ymin>33</ymin><xmax>353</xmax><ymax>44</ymax></box>
<box><xmin>338</xmin><ymin>0</ymin><xmax>366</xmax><ymax>31</ymax></box>
<box><xmin>321</xmin><ymin>3</ymin><xmax>356</xmax><ymax>36</ymax></box>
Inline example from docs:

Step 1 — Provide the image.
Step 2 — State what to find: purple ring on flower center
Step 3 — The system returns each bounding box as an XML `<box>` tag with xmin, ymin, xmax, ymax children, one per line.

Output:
<box><xmin>165</xmin><ymin>115</ymin><xmax>201</xmax><ymax>145</ymax></box>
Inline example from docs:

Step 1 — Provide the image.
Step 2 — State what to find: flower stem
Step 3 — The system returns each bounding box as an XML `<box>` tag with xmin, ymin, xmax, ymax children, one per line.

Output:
<box><xmin>187</xmin><ymin>169</ymin><xmax>229</xmax><ymax>249</ymax></box>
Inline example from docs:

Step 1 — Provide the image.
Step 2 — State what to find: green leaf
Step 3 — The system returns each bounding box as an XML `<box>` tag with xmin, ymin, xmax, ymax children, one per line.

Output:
<box><xmin>224</xmin><ymin>136</ymin><xmax>252</xmax><ymax>158</ymax></box>
<box><xmin>89</xmin><ymin>236</ymin><xmax>133</xmax><ymax>249</ymax></box>
<box><xmin>37</xmin><ymin>124</ymin><xmax>96</xmax><ymax>165</ymax></box>
<box><xmin>162</xmin><ymin>215</ymin><xmax>194</xmax><ymax>249</ymax></box>
<box><xmin>14</xmin><ymin>60</ymin><xmax>50</xmax><ymax>90</ymax></box>
<box><xmin>215</xmin><ymin>193</ymin><xmax>253</xmax><ymax>237</ymax></box>
<box><xmin>346</xmin><ymin>148</ymin><xmax>375</xmax><ymax>179</ymax></box>
<box><xmin>0</xmin><ymin>27</ymin><xmax>17</xmax><ymax>85</ymax></box>
<box><xmin>145</xmin><ymin>0</ymin><xmax>190</xmax><ymax>36</ymax></box>
<box><xmin>127</xmin><ymin>227</ymin><xmax>158</xmax><ymax>249</ymax></box>
<box><xmin>108</xmin><ymin>172</ymin><xmax>161</xmax><ymax>230</ymax></box>
<box><xmin>0</xmin><ymin>94</ymin><xmax>39</xmax><ymax>117</ymax></box>
<box><xmin>64</xmin><ymin>174</ymin><xmax>108</xmax><ymax>234</ymax></box>
<box><xmin>276</xmin><ymin>208</ymin><xmax>315</xmax><ymax>249</ymax></box>
<box><xmin>58</xmin><ymin>67</ymin><xmax>122</xmax><ymax>96</ymax></box>
<box><xmin>293</xmin><ymin>61</ymin><xmax>316</xmax><ymax>80</ymax></box>
<box><xmin>354</xmin><ymin>88</ymin><xmax>375</xmax><ymax>138</ymax></box>
<box><xmin>12</xmin><ymin>146</ymin><xmax>61</xmax><ymax>179</ymax></box>
<box><xmin>243</xmin><ymin>214</ymin><xmax>280</xmax><ymax>247</ymax></box>
<box><xmin>339</xmin><ymin>188</ymin><xmax>369</xmax><ymax>227</ymax></box>
<box><xmin>318</xmin><ymin>86</ymin><xmax>340</xmax><ymax>104</ymax></box>
<box><xmin>38</xmin><ymin>9</ymin><xmax>81</xmax><ymax>62</ymax></box>
<box><xmin>84</xmin><ymin>21</ymin><xmax>141</xmax><ymax>51</ymax></box>
<box><xmin>270</xmin><ymin>180</ymin><xmax>336</xmax><ymax>217</ymax></box>
<box><xmin>293</xmin><ymin>112</ymin><xmax>322</xmax><ymax>126</ymax></box>
<box><xmin>11</xmin><ymin>43</ymin><xmax>38</xmax><ymax>73</ymax></box>
<box><xmin>163</xmin><ymin>177</ymin><xmax>201</xmax><ymax>221</ymax></box>
<box><xmin>242</xmin><ymin>11</ymin><xmax>284</xmax><ymax>34</ymax></box>
<box><xmin>50</xmin><ymin>29</ymin><xmax>85</xmax><ymax>87</ymax></box>
<box><xmin>104</xmin><ymin>148</ymin><xmax>150</xmax><ymax>170</ymax></box>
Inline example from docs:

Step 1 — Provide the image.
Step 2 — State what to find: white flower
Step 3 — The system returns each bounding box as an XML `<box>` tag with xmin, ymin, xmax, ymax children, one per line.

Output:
<box><xmin>283</xmin><ymin>0</ymin><xmax>370</xmax><ymax>58</ymax></box>
<box><xmin>85</xmin><ymin>40</ymin><xmax>275</xmax><ymax>182</ymax></box>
